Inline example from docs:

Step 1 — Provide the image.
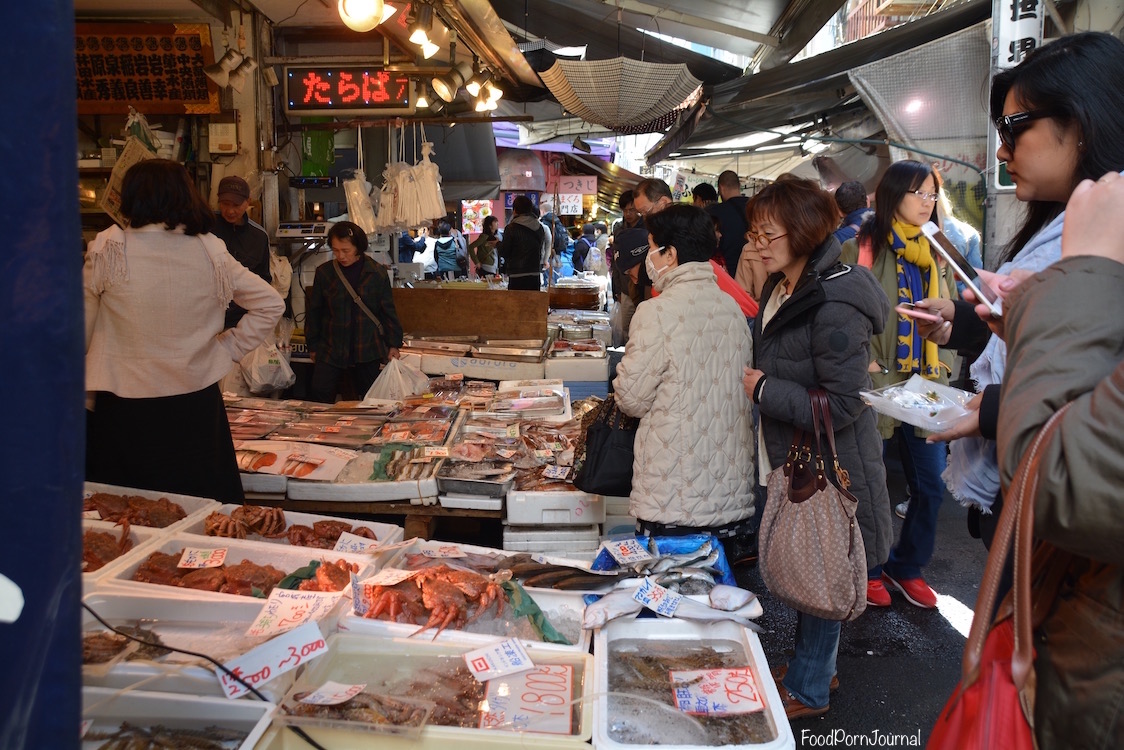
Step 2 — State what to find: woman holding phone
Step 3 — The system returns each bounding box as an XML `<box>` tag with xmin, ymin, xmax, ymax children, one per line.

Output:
<box><xmin>911</xmin><ymin>32</ymin><xmax>1124</xmax><ymax>562</ymax></box>
<box><xmin>839</xmin><ymin>159</ymin><xmax>957</xmax><ymax>610</ymax></box>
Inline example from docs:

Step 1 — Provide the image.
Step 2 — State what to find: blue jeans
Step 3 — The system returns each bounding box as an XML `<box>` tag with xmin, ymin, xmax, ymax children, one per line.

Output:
<box><xmin>871</xmin><ymin>425</ymin><xmax>947</xmax><ymax>580</ymax></box>
<box><xmin>783</xmin><ymin>611</ymin><xmax>841</xmax><ymax>709</ymax></box>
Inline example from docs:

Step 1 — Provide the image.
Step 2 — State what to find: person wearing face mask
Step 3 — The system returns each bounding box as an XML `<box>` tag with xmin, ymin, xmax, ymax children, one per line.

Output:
<box><xmin>612</xmin><ymin>204</ymin><xmax>756</xmax><ymax>566</ymax></box>
<box><xmin>305</xmin><ymin>221</ymin><xmax>403</xmax><ymax>403</ymax></box>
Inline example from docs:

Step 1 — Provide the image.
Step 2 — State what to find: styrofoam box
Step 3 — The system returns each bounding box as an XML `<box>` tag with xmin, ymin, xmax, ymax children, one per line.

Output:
<box><xmin>506</xmin><ymin>490</ymin><xmax>605</xmax><ymax>525</ymax></box>
<box><xmin>439</xmin><ymin>494</ymin><xmax>503</xmax><ymax>511</ymax></box>
<box><xmin>600</xmin><ymin>494</ymin><xmax>631</xmax><ymax>514</ymax></box>
<box><xmin>594</xmin><ymin>618</ymin><xmax>795</xmax><ymax>750</ymax></box>
<box><xmin>81</xmin><ymin>687</ymin><xmax>273</xmax><ymax>750</ymax></box>
<box><xmin>82</xmin><ymin>519</ymin><xmax>166</xmax><ymax>590</ymax></box>
<box><xmin>286</xmin><ymin>475</ymin><xmax>440</xmax><ymax>502</ymax></box>
<box><xmin>545</xmin><ymin>355</ymin><xmax>609</xmax><ymax>381</ymax></box>
<box><xmin>84</xmin><ymin>481</ymin><xmax>219</xmax><ymax>533</ymax></box>
<box><xmin>81</xmin><ymin>591</ymin><xmax>301</xmax><ymax>701</ymax></box>
<box><xmin>177</xmin><ymin>504</ymin><xmax>404</xmax><ymax>559</ymax></box>
<box><xmin>272</xmin><ymin>633</ymin><xmax>594</xmax><ymax>747</ymax></box>
<box><xmin>503</xmin><ymin>525</ymin><xmax>603</xmax><ymax>556</ymax></box>
<box><xmin>97</xmin><ymin>533</ymin><xmax>375</xmax><ymax>603</ymax></box>
<box><xmin>240</xmin><ymin>472</ymin><xmax>288</xmax><ymax>494</ymax></box>
<box><xmin>420</xmin><ymin>351</ymin><xmax>545</xmax><ymax>381</ymax></box>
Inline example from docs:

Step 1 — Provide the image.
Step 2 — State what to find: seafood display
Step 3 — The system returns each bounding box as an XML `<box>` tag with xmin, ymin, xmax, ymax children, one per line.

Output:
<box><xmin>83</xmin><ymin>522</ymin><xmax>134</xmax><ymax>572</ymax></box>
<box><xmin>282</xmin><ymin>691</ymin><xmax>431</xmax><ymax>729</ymax></box>
<box><xmin>201</xmin><ymin>505</ymin><xmax>385</xmax><ymax>548</ymax></box>
<box><xmin>371</xmin><ymin>419</ymin><xmax>453</xmax><ymax>446</ymax></box>
<box><xmin>360</xmin><ymin>444</ymin><xmax>445</xmax><ymax>482</ymax></box>
<box><xmin>130</xmin><ymin>551</ymin><xmax>355</xmax><ymax>597</ymax></box>
<box><xmin>607</xmin><ymin>638</ymin><xmax>777</xmax><ymax>746</ymax></box>
<box><xmin>360</xmin><ymin>564</ymin><xmax>506</xmax><ymax>637</ymax></box>
<box><xmin>234</xmin><ymin>440</ymin><xmax>357</xmax><ymax>482</ymax></box>
<box><xmin>82</xmin><ymin>627</ymin><xmax>169</xmax><ymax>665</ymax></box>
<box><xmin>550</xmin><ymin>338</ymin><xmax>606</xmax><ymax>357</ymax></box>
<box><xmin>83</xmin><ymin>722</ymin><xmax>248</xmax><ymax>749</ymax></box>
<box><xmin>225</xmin><ymin>408</ymin><xmax>293</xmax><ymax>441</ymax></box>
<box><xmin>84</xmin><ymin>493</ymin><xmax>187</xmax><ymax>528</ymax></box>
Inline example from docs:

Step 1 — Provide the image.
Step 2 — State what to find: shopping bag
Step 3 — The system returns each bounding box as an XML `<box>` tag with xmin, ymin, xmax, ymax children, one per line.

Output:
<box><xmin>240</xmin><ymin>342</ymin><xmax>296</xmax><ymax>393</ymax></box>
<box><xmin>572</xmin><ymin>395</ymin><xmax>638</xmax><ymax>496</ymax></box>
<box><xmin>343</xmin><ymin>168</ymin><xmax>378</xmax><ymax>235</ymax></box>
<box><xmin>364</xmin><ymin>358</ymin><xmax>430</xmax><ymax>402</ymax></box>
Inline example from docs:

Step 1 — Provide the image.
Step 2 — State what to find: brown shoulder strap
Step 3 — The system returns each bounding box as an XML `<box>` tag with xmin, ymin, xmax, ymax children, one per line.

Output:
<box><xmin>333</xmin><ymin>260</ymin><xmax>385</xmax><ymax>337</ymax></box>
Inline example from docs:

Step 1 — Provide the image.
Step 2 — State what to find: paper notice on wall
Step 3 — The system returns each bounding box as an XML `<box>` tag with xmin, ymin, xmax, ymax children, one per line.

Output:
<box><xmin>99</xmin><ymin>136</ymin><xmax>157</xmax><ymax>227</ymax></box>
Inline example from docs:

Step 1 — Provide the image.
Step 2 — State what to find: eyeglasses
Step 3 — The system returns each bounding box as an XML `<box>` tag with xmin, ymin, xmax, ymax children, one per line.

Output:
<box><xmin>994</xmin><ymin>109</ymin><xmax>1050</xmax><ymax>151</ymax></box>
<box><xmin>911</xmin><ymin>190</ymin><xmax>940</xmax><ymax>203</ymax></box>
<box><xmin>746</xmin><ymin>231</ymin><xmax>787</xmax><ymax>248</ymax></box>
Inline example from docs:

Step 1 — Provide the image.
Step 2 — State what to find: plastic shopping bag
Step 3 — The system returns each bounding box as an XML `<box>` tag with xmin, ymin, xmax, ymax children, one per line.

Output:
<box><xmin>240</xmin><ymin>342</ymin><xmax>296</xmax><ymax>393</ymax></box>
<box><xmin>609</xmin><ymin>299</ymin><xmax>625</xmax><ymax>347</ymax></box>
<box><xmin>364</xmin><ymin>358</ymin><xmax>430</xmax><ymax>402</ymax></box>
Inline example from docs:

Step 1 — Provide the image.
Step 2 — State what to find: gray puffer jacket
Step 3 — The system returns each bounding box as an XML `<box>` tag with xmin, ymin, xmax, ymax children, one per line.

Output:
<box><xmin>754</xmin><ymin>236</ymin><xmax>893</xmax><ymax>569</ymax></box>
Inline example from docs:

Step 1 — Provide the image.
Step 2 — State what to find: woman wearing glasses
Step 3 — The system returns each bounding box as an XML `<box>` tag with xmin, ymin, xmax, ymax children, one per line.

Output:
<box><xmin>840</xmin><ymin>160</ymin><xmax>958</xmax><ymax>610</ymax></box>
<box><xmin>742</xmin><ymin>177</ymin><xmax>891</xmax><ymax>719</ymax></box>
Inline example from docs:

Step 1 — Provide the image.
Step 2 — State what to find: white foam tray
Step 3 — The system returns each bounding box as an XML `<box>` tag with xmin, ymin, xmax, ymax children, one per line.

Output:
<box><xmin>81</xmin><ymin>591</ymin><xmax>300</xmax><ymax>701</ymax></box>
<box><xmin>506</xmin><ymin>490</ymin><xmax>605</xmax><ymax>525</ymax></box>
<box><xmin>503</xmin><ymin>524</ymin><xmax>602</xmax><ymax>541</ymax></box>
<box><xmin>593</xmin><ymin>618</ymin><xmax>794</xmax><ymax>750</ymax></box>
<box><xmin>241</xmin><ymin>472</ymin><xmax>288</xmax><ymax>494</ymax></box>
<box><xmin>83</xmin><ymin>519</ymin><xmax>166</xmax><ymax>590</ymax></box>
<box><xmin>97</xmin><ymin>533</ymin><xmax>375</xmax><ymax>604</ymax></box>
<box><xmin>285</xmin><ymin>475</ymin><xmax>439</xmax><ymax>502</ymax></box>
<box><xmin>544</xmin><ymin>355</ymin><xmax>609</xmax><ymax>382</ymax></box>
<box><xmin>81</xmin><ymin>687</ymin><xmax>273</xmax><ymax>750</ymax></box>
<box><xmin>439</xmin><ymin>494</ymin><xmax>504</xmax><ymax>511</ymax></box>
<box><xmin>84</xmin><ymin>481</ymin><xmax>219</xmax><ymax>533</ymax></box>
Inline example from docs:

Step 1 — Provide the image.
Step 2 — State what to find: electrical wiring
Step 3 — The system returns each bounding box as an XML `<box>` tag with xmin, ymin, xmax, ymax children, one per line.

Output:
<box><xmin>81</xmin><ymin>601</ymin><xmax>330</xmax><ymax>750</ymax></box>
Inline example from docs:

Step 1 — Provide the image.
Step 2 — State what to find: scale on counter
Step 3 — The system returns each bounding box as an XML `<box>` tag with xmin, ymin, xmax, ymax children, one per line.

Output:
<box><xmin>276</xmin><ymin>222</ymin><xmax>329</xmax><ymax>238</ymax></box>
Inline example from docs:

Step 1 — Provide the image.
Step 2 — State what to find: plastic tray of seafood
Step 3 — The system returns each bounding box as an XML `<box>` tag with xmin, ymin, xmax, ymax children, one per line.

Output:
<box><xmin>593</xmin><ymin>618</ymin><xmax>793</xmax><ymax>750</ymax></box>
<box><xmin>285</xmin><ymin>441</ymin><xmax>449</xmax><ymax>502</ymax></box>
<box><xmin>97</xmin><ymin>533</ymin><xmax>375</xmax><ymax>604</ymax></box>
<box><xmin>83</xmin><ymin>519</ymin><xmax>166</xmax><ymax>586</ymax></box>
<box><xmin>860</xmin><ymin>373</ymin><xmax>974</xmax><ymax>432</ymax></box>
<box><xmin>81</xmin><ymin>687</ymin><xmax>273</xmax><ymax>750</ymax></box>
<box><xmin>83</xmin><ymin>482</ymin><xmax>219</xmax><ymax>532</ymax></box>
<box><xmin>81</xmin><ymin>591</ymin><xmax>301</xmax><ymax>701</ymax></box>
<box><xmin>176</xmin><ymin>503</ymin><xmax>404</xmax><ymax>558</ymax></box>
<box><xmin>437</xmin><ymin>460</ymin><xmax>517</xmax><ymax>498</ymax></box>
<box><xmin>233</xmin><ymin>440</ymin><xmax>358</xmax><ymax>482</ymax></box>
<box><xmin>273</xmin><ymin>633</ymin><xmax>594</xmax><ymax>745</ymax></box>
<box><xmin>506</xmin><ymin>490</ymin><xmax>604</xmax><ymax>525</ymax></box>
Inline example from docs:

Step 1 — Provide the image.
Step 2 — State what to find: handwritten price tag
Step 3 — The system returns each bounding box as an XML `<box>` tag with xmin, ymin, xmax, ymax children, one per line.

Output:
<box><xmin>422</xmin><ymin>545</ymin><xmax>467</xmax><ymax>558</ymax></box>
<box><xmin>633</xmin><ymin>577</ymin><xmax>682</xmax><ymax>617</ymax></box>
<box><xmin>464</xmin><ymin>638</ymin><xmax>535</xmax><ymax>682</ymax></box>
<box><xmin>359</xmin><ymin>567</ymin><xmax>420</xmax><ymax>587</ymax></box>
<box><xmin>533</xmin><ymin>449</ymin><xmax>554</xmax><ymax>460</ymax></box>
<box><xmin>479</xmin><ymin>664</ymin><xmax>573</xmax><ymax>735</ymax></box>
<box><xmin>669</xmin><ymin>667</ymin><xmax>765</xmax><ymax>715</ymax></box>
<box><xmin>603</xmin><ymin>537</ymin><xmax>654</xmax><ymax>566</ymax></box>
<box><xmin>423</xmin><ymin>446</ymin><xmax>450</xmax><ymax>458</ymax></box>
<box><xmin>495</xmin><ymin>448</ymin><xmax>518</xmax><ymax>459</ymax></box>
<box><xmin>333</xmin><ymin>531</ymin><xmax>378</xmax><ymax>554</ymax></box>
<box><xmin>216</xmin><ymin>621</ymin><xmax>328</xmax><ymax>699</ymax></box>
<box><xmin>505</xmin><ymin>425</ymin><xmax>521</xmax><ymax>438</ymax></box>
<box><xmin>81</xmin><ymin>509</ymin><xmax>101</xmax><ymax>520</ymax></box>
<box><xmin>178</xmin><ymin>547</ymin><xmax>227</xmax><ymax>569</ymax></box>
<box><xmin>245</xmin><ymin>589</ymin><xmax>343</xmax><ymax>638</ymax></box>
<box><xmin>299</xmin><ymin>680</ymin><xmax>367</xmax><ymax>706</ymax></box>
<box><xmin>543</xmin><ymin>465</ymin><xmax>571</xmax><ymax>480</ymax></box>
<box><xmin>448</xmin><ymin>372</ymin><xmax>464</xmax><ymax>381</ymax></box>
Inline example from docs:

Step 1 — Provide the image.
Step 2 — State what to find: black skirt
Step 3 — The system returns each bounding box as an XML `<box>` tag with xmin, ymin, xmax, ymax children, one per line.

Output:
<box><xmin>86</xmin><ymin>384</ymin><xmax>244</xmax><ymax>503</ymax></box>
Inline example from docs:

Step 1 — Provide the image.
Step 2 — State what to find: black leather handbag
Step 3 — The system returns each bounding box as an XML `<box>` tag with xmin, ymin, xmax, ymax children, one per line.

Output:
<box><xmin>573</xmin><ymin>395</ymin><xmax>639</xmax><ymax>496</ymax></box>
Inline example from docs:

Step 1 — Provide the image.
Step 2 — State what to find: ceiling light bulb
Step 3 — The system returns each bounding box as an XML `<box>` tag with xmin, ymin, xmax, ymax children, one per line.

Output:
<box><xmin>409</xmin><ymin>4</ymin><xmax>433</xmax><ymax>45</ymax></box>
<box><xmin>465</xmin><ymin>70</ymin><xmax>489</xmax><ymax>97</ymax></box>
<box><xmin>431</xmin><ymin>62</ymin><xmax>471</xmax><ymax>103</ymax></box>
<box><xmin>484</xmin><ymin>81</ymin><xmax>503</xmax><ymax>102</ymax></box>
<box><xmin>421</xmin><ymin>41</ymin><xmax>440</xmax><ymax>59</ymax></box>
<box><xmin>338</xmin><ymin>0</ymin><xmax>385</xmax><ymax>33</ymax></box>
<box><xmin>417</xmin><ymin>91</ymin><xmax>430</xmax><ymax>108</ymax></box>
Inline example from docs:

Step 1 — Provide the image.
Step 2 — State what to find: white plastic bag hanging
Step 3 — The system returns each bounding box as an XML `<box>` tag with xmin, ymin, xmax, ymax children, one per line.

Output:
<box><xmin>240</xmin><ymin>342</ymin><xmax>296</xmax><ymax>393</ymax></box>
<box><xmin>364</xmin><ymin>358</ymin><xmax>430</xmax><ymax>402</ymax></box>
<box><xmin>343</xmin><ymin>126</ymin><xmax>379</xmax><ymax>234</ymax></box>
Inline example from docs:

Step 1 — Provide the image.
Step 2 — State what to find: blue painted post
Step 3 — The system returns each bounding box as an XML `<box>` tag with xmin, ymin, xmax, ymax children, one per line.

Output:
<box><xmin>0</xmin><ymin>2</ymin><xmax>83</xmax><ymax>748</ymax></box>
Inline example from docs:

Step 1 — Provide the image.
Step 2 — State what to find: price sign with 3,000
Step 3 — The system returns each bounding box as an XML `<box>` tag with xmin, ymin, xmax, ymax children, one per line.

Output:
<box><xmin>285</xmin><ymin>66</ymin><xmax>414</xmax><ymax>116</ymax></box>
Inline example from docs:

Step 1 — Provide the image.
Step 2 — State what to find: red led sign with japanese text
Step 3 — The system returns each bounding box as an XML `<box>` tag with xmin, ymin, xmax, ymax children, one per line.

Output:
<box><xmin>285</xmin><ymin>66</ymin><xmax>414</xmax><ymax>115</ymax></box>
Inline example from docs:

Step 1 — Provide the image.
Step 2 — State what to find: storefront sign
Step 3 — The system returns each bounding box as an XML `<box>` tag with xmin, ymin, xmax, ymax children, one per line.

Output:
<box><xmin>995</xmin><ymin>0</ymin><xmax>1045</xmax><ymax>69</ymax></box>
<box><xmin>285</xmin><ymin>65</ymin><xmax>414</xmax><ymax>116</ymax></box>
<box><xmin>558</xmin><ymin>194</ymin><xmax>583</xmax><ymax>216</ymax></box>
<box><xmin>546</xmin><ymin>175</ymin><xmax>597</xmax><ymax>195</ymax></box>
<box><xmin>504</xmin><ymin>192</ymin><xmax>540</xmax><ymax>211</ymax></box>
<box><xmin>76</xmin><ymin>23</ymin><xmax>220</xmax><ymax>115</ymax></box>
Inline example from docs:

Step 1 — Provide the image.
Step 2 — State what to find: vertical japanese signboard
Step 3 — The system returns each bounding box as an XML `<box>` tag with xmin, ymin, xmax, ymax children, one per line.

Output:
<box><xmin>75</xmin><ymin>23</ymin><xmax>220</xmax><ymax>115</ymax></box>
<box><xmin>991</xmin><ymin>0</ymin><xmax>1044</xmax><ymax>188</ymax></box>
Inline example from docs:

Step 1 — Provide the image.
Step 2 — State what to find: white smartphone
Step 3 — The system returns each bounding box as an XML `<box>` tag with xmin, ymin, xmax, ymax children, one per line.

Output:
<box><xmin>920</xmin><ymin>221</ymin><xmax>1002</xmax><ymax>318</ymax></box>
<box><xmin>895</xmin><ymin>303</ymin><xmax>942</xmax><ymax>323</ymax></box>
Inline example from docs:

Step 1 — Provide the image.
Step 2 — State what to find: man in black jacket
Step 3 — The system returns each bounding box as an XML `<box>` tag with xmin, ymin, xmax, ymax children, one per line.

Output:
<box><xmin>499</xmin><ymin>195</ymin><xmax>545</xmax><ymax>291</ymax></box>
<box><xmin>212</xmin><ymin>175</ymin><xmax>272</xmax><ymax>329</ymax></box>
<box><xmin>706</xmin><ymin>170</ymin><xmax>749</xmax><ymax>277</ymax></box>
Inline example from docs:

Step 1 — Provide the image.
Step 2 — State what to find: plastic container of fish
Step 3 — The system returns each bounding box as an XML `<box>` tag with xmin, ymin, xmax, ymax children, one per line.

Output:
<box><xmin>81</xmin><ymin>591</ymin><xmax>301</xmax><ymax>701</ymax></box>
<box><xmin>439</xmin><ymin>494</ymin><xmax>504</xmax><ymax>511</ymax></box>
<box><xmin>81</xmin><ymin>686</ymin><xmax>273</xmax><ymax>750</ymax></box>
<box><xmin>97</xmin><ymin>533</ymin><xmax>375</xmax><ymax>604</ymax></box>
<box><xmin>506</xmin><ymin>490</ymin><xmax>605</xmax><ymax>525</ymax></box>
<box><xmin>593</xmin><ymin>618</ymin><xmax>794</xmax><ymax>750</ymax></box>
<box><xmin>271</xmin><ymin>633</ymin><xmax>593</xmax><ymax>746</ymax></box>
<box><xmin>83</xmin><ymin>481</ymin><xmax>219</xmax><ymax>532</ymax></box>
<box><xmin>82</xmin><ymin>519</ymin><xmax>166</xmax><ymax>588</ymax></box>
<box><xmin>860</xmin><ymin>374</ymin><xmax>974</xmax><ymax>432</ymax></box>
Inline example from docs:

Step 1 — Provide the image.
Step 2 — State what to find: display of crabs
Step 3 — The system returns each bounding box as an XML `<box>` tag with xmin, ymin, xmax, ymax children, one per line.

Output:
<box><xmin>361</xmin><ymin>564</ymin><xmax>506</xmax><ymax>637</ymax></box>
<box><xmin>203</xmin><ymin>505</ymin><xmax>381</xmax><ymax>549</ymax></box>
<box><xmin>131</xmin><ymin>550</ymin><xmax>356</xmax><ymax>597</ymax></box>
<box><xmin>84</xmin><ymin>492</ymin><xmax>187</xmax><ymax>528</ymax></box>
<box><xmin>82</xmin><ymin>521</ymin><xmax>134</xmax><ymax>572</ymax></box>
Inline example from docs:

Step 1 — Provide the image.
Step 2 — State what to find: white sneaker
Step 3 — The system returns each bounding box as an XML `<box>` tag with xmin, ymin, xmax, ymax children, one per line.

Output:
<box><xmin>895</xmin><ymin>500</ymin><xmax>910</xmax><ymax>519</ymax></box>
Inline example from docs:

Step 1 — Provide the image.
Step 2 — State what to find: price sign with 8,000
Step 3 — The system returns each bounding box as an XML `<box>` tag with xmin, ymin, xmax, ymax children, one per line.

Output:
<box><xmin>285</xmin><ymin>66</ymin><xmax>414</xmax><ymax>116</ymax></box>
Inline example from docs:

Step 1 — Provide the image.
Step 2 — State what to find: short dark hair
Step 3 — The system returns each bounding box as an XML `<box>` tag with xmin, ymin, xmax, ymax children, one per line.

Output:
<box><xmin>120</xmin><ymin>159</ymin><xmax>214</xmax><ymax>235</ymax></box>
<box><xmin>619</xmin><ymin>190</ymin><xmax>635</xmax><ymax>211</ymax></box>
<box><xmin>326</xmin><ymin>220</ymin><xmax>369</xmax><ymax>254</ymax></box>
<box><xmin>635</xmin><ymin>178</ymin><xmax>673</xmax><ymax>203</ymax></box>
<box><xmin>644</xmin><ymin>204</ymin><xmax>716</xmax><ymax>264</ymax></box>
<box><xmin>834</xmin><ymin>181</ymin><xmax>868</xmax><ymax>215</ymax></box>
<box><xmin>511</xmin><ymin>195</ymin><xmax>536</xmax><ymax>216</ymax></box>
<box><xmin>858</xmin><ymin>160</ymin><xmax>940</xmax><ymax>262</ymax></box>
<box><xmin>717</xmin><ymin>170</ymin><xmax>740</xmax><ymax>191</ymax></box>
<box><xmin>436</xmin><ymin>220</ymin><xmax>451</xmax><ymax>236</ymax></box>
<box><xmin>691</xmin><ymin>183</ymin><xmax>718</xmax><ymax>204</ymax></box>
<box><xmin>746</xmin><ymin>177</ymin><xmax>837</xmax><ymax>260</ymax></box>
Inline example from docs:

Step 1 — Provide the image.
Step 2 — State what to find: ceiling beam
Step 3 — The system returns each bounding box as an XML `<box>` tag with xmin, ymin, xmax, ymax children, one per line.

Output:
<box><xmin>186</xmin><ymin>0</ymin><xmax>239</xmax><ymax>26</ymax></box>
<box><xmin>595</xmin><ymin>0</ymin><xmax>779</xmax><ymax>47</ymax></box>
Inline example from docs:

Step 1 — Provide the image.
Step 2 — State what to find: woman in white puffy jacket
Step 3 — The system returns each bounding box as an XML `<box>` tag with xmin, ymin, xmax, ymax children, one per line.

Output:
<box><xmin>613</xmin><ymin>203</ymin><xmax>756</xmax><ymax>562</ymax></box>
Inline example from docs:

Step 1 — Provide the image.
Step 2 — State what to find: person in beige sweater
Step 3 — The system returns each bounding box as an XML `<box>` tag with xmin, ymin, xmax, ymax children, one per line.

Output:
<box><xmin>84</xmin><ymin>159</ymin><xmax>283</xmax><ymax>502</ymax></box>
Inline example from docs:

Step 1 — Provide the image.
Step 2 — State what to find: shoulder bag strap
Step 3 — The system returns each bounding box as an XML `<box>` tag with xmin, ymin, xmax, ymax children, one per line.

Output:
<box><xmin>810</xmin><ymin>389</ymin><xmax>851</xmax><ymax>489</ymax></box>
<box><xmin>333</xmin><ymin>260</ymin><xmax>385</xmax><ymax>337</ymax></box>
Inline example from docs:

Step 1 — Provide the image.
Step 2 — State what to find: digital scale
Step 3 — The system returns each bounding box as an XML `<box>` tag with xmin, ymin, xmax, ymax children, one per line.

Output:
<box><xmin>276</xmin><ymin>222</ymin><xmax>330</xmax><ymax>238</ymax></box>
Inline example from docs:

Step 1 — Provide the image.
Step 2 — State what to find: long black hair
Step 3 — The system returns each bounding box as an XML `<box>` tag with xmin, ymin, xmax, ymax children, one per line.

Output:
<box><xmin>991</xmin><ymin>32</ymin><xmax>1124</xmax><ymax>263</ymax></box>
<box><xmin>120</xmin><ymin>159</ymin><xmax>214</xmax><ymax>235</ymax></box>
<box><xmin>857</xmin><ymin>160</ymin><xmax>940</xmax><ymax>263</ymax></box>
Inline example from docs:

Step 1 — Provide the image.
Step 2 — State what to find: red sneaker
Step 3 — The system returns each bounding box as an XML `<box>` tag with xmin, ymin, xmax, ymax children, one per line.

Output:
<box><xmin>866</xmin><ymin>578</ymin><xmax>892</xmax><ymax>607</ymax></box>
<box><xmin>882</xmin><ymin>572</ymin><xmax>938</xmax><ymax>609</ymax></box>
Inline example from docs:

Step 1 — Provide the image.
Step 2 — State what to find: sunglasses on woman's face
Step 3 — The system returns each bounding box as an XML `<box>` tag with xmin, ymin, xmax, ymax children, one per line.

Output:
<box><xmin>994</xmin><ymin>109</ymin><xmax>1050</xmax><ymax>151</ymax></box>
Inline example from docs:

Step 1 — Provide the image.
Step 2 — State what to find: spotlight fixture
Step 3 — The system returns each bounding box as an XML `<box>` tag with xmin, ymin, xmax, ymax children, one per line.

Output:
<box><xmin>227</xmin><ymin>56</ymin><xmax>257</xmax><ymax>93</ymax></box>
<box><xmin>483</xmin><ymin>80</ymin><xmax>503</xmax><ymax>102</ymax></box>
<box><xmin>572</xmin><ymin>136</ymin><xmax>592</xmax><ymax>153</ymax></box>
<box><xmin>474</xmin><ymin>93</ymin><xmax>497</xmax><ymax>112</ymax></box>
<box><xmin>409</xmin><ymin>3</ymin><xmax>434</xmax><ymax>45</ymax></box>
<box><xmin>420</xmin><ymin>41</ymin><xmax>440</xmax><ymax>59</ymax></box>
<box><xmin>203</xmin><ymin>48</ymin><xmax>243</xmax><ymax>88</ymax></box>
<box><xmin>465</xmin><ymin>69</ymin><xmax>490</xmax><ymax>97</ymax></box>
<box><xmin>416</xmin><ymin>88</ymin><xmax>431</xmax><ymax>108</ymax></box>
<box><xmin>431</xmin><ymin>61</ymin><xmax>472</xmax><ymax>103</ymax></box>
<box><xmin>338</xmin><ymin>0</ymin><xmax>386</xmax><ymax>33</ymax></box>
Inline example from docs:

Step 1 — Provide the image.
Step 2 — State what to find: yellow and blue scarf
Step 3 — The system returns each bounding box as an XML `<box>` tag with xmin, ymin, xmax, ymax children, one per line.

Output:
<box><xmin>891</xmin><ymin>218</ymin><xmax>941</xmax><ymax>378</ymax></box>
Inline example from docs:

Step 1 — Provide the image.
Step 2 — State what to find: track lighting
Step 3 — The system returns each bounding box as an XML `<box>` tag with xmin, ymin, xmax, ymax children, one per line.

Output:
<box><xmin>420</xmin><ymin>40</ymin><xmax>440</xmax><ymax>59</ymax></box>
<box><xmin>409</xmin><ymin>3</ymin><xmax>434</xmax><ymax>45</ymax></box>
<box><xmin>227</xmin><ymin>56</ymin><xmax>257</xmax><ymax>93</ymax></box>
<box><xmin>431</xmin><ymin>62</ymin><xmax>472</xmax><ymax>103</ymax></box>
<box><xmin>203</xmin><ymin>48</ymin><xmax>243</xmax><ymax>88</ymax></box>
<box><xmin>338</xmin><ymin>0</ymin><xmax>386</xmax><ymax>33</ymax></box>
<box><xmin>465</xmin><ymin>69</ymin><xmax>490</xmax><ymax>97</ymax></box>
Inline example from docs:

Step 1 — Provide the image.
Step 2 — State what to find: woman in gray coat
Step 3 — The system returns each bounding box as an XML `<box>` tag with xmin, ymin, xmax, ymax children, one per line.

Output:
<box><xmin>742</xmin><ymin>178</ymin><xmax>892</xmax><ymax>720</ymax></box>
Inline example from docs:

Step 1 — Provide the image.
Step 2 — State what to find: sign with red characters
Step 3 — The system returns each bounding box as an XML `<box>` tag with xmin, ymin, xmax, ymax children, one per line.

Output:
<box><xmin>285</xmin><ymin>66</ymin><xmax>414</xmax><ymax>115</ymax></box>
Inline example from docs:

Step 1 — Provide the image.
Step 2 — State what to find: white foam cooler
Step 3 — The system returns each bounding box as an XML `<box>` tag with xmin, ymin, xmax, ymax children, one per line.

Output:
<box><xmin>506</xmin><ymin>489</ymin><xmax>605</xmax><ymax>525</ymax></box>
<box><xmin>502</xmin><ymin>524</ymin><xmax>602</xmax><ymax>556</ymax></box>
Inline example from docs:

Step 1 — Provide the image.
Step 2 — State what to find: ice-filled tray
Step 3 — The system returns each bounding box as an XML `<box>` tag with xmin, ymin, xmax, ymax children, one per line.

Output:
<box><xmin>97</xmin><ymin>533</ymin><xmax>375</xmax><ymax>604</ymax></box>
<box><xmin>593</xmin><ymin>618</ymin><xmax>793</xmax><ymax>750</ymax></box>
<box><xmin>83</xmin><ymin>519</ymin><xmax>165</xmax><ymax>586</ymax></box>
<box><xmin>273</xmin><ymin>633</ymin><xmax>593</xmax><ymax>745</ymax></box>
<box><xmin>81</xmin><ymin>687</ymin><xmax>273</xmax><ymax>750</ymax></box>
<box><xmin>83</xmin><ymin>482</ymin><xmax>219</xmax><ymax>532</ymax></box>
<box><xmin>81</xmin><ymin>591</ymin><xmax>303</xmax><ymax>701</ymax></box>
<box><xmin>860</xmin><ymin>374</ymin><xmax>974</xmax><ymax>432</ymax></box>
<box><xmin>176</xmin><ymin>504</ymin><xmax>403</xmax><ymax>561</ymax></box>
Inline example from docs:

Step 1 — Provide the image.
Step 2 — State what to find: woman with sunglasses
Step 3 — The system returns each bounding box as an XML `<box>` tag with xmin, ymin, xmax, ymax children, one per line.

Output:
<box><xmin>908</xmin><ymin>32</ymin><xmax>1124</xmax><ymax>572</ymax></box>
<box><xmin>840</xmin><ymin>160</ymin><xmax>958</xmax><ymax>610</ymax></box>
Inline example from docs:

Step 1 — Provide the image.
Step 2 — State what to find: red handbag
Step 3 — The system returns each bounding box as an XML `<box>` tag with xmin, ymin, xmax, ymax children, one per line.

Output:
<box><xmin>927</xmin><ymin>405</ymin><xmax>1071</xmax><ymax>750</ymax></box>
